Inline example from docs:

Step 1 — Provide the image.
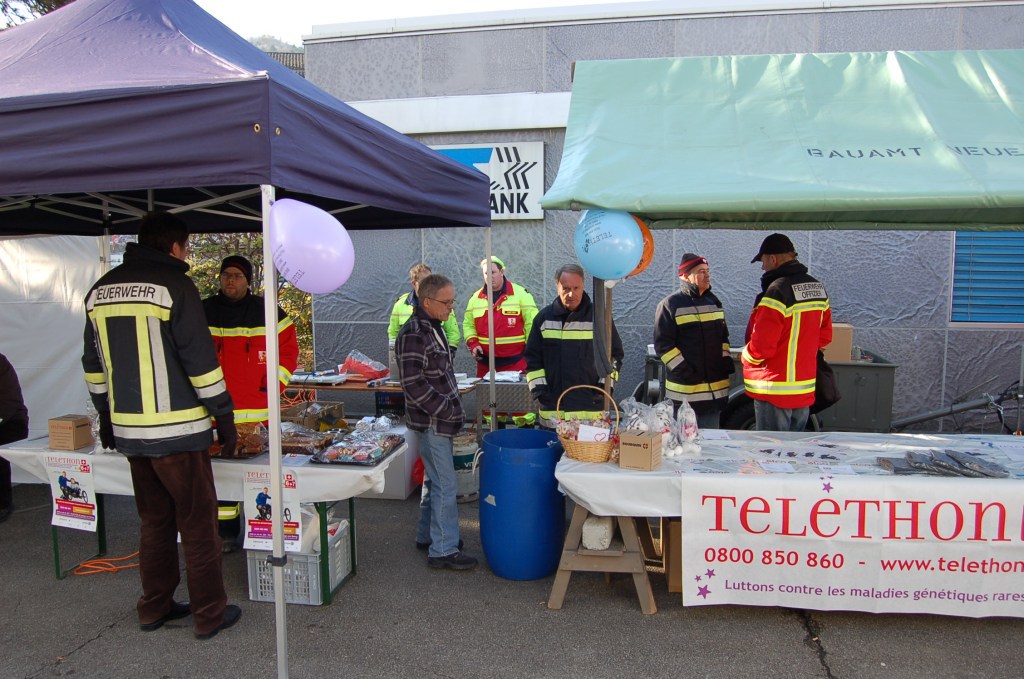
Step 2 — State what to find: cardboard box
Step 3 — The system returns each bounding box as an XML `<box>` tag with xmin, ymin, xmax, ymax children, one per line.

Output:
<box><xmin>664</xmin><ymin>518</ymin><xmax>682</xmax><ymax>593</ymax></box>
<box><xmin>618</xmin><ymin>433</ymin><xmax>662</xmax><ymax>471</ymax></box>
<box><xmin>823</xmin><ymin>322</ymin><xmax>853</xmax><ymax>363</ymax></box>
<box><xmin>281</xmin><ymin>402</ymin><xmax>345</xmax><ymax>431</ymax></box>
<box><xmin>48</xmin><ymin>414</ymin><xmax>94</xmax><ymax>450</ymax></box>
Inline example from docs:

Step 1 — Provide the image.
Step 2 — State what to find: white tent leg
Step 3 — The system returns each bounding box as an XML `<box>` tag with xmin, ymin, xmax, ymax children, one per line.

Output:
<box><xmin>261</xmin><ymin>185</ymin><xmax>289</xmax><ymax>679</ymax></box>
<box><xmin>486</xmin><ymin>228</ymin><xmax>496</xmax><ymax>432</ymax></box>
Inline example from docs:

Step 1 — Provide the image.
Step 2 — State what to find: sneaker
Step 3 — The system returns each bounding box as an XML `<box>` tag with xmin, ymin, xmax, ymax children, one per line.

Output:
<box><xmin>139</xmin><ymin>601</ymin><xmax>191</xmax><ymax>632</ymax></box>
<box><xmin>221</xmin><ymin>538</ymin><xmax>239</xmax><ymax>554</ymax></box>
<box><xmin>416</xmin><ymin>538</ymin><xmax>463</xmax><ymax>551</ymax></box>
<box><xmin>194</xmin><ymin>604</ymin><xmax>242</xmax><ymax>640</ymax></box>
<box><xmin>427</xmin><ymin>550</ymin><xmax>478</xmax><ymax>570</ymax></box>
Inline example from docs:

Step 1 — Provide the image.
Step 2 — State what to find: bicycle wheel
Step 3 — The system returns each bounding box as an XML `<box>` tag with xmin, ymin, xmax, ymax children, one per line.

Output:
<box><xmin>283</xmin><ymin>507</ymin><xmax>292</xmax><ymax>522</ymax></box>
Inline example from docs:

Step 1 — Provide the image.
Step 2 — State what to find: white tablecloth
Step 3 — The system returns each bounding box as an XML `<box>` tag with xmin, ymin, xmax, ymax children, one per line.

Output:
<box><xmin>2</xmin><ymin>436</ymin><xmax>401</xmax><ymax>503</ymax></box>
<box><xmin>556</xmin><ymin>429</ymin><xmax>1024</xmax><ymax>517</ymax></box>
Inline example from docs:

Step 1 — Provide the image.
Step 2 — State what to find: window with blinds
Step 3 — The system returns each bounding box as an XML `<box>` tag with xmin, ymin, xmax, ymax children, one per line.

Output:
<box><xmin>951</xmin><ymin>232</ymin><xmax>1024</xmax><ymax>324</ymax></box>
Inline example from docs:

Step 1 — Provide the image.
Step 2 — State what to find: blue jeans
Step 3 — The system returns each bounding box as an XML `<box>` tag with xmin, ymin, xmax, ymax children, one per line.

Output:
<box><xmin>754</xmin><ymin>399</ymin><xmax>809</xmax><ymax>432</ymax></box>
<box><xmin>413</xmin><ymin>429</ymin><xmax>460</xmax><ymax>557</ymax></box>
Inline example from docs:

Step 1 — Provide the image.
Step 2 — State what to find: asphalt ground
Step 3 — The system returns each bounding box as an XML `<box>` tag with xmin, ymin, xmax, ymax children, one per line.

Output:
<box><xmin>1</xmin><ymin>482</ymin><xmax>1022</xmax><ymax>679</ymax></box>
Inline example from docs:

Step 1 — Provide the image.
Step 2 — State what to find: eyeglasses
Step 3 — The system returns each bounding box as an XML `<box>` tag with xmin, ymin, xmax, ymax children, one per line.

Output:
<box><xmin>428</xmin><ymin>297</ymin><xmax>456</xmax><ymax>308</ymax></box>
<box><xmin>220</xmin><ymin>272</ymin><xmax>247</xmax><ymax>281</ymax></box>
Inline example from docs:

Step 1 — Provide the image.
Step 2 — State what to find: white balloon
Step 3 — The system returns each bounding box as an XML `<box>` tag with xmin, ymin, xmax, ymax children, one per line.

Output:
<box><xmin>268</xmin><ymin>199</ymin><xmax>355</xmax><ymax>294</ymax></box>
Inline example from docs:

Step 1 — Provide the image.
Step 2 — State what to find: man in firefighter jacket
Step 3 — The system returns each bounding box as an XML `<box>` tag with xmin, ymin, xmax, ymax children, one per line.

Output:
<box><xmin>388</xmin><ymin>263</ymin><xmax>460</xmax><ymax>351</ymax></box>
<box><xmin>742</xmin><ymin>234</ymin><xmax>833</xmax><ymax>432</ymax></box>
<box><xmin>462</xmin><ymin>256</ymin><xmax>537</xmax><ymax>378</ymax></box>
<box><xmin>203</xmin><ymin>255</ymin><xmax>299</xmax><ymax>552</ymax></box>
<box><xmin>83</xmin><ymin>211</ymin><xmax>241</xmax><ymax>640</ymax></box>
<box><xmin>526</xmin><ymin>264</ymin><xmax>624</xmax><ymax>426</ymax></box>
<box><xmin>654</xmin><ymin>253</ymin><xmax>734</xmax><ymax>429</ymax></box>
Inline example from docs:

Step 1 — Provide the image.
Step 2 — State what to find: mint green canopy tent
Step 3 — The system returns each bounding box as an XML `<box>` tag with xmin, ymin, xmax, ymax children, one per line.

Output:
<box><xmin>542</xmin><ymin>50</ymin><xmax>1024</xmax><ymax>230</ymax></box>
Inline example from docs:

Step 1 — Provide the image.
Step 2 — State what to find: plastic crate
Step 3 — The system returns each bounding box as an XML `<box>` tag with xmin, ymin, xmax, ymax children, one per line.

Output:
<box><xmin>246</xmin><ymin>520</ymin><xmax>351</xmax><ymax>605</ymax></box>
<box><xmin>375</xmin><ymin>392</ymin><xmax>405</xmax><ymax>418</ymax></box>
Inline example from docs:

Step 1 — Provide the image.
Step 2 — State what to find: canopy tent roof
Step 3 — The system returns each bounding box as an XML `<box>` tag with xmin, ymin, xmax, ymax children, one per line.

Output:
<box><xmin>541</xmin><ymin>50</ymin><xmax>1024</xmax><ymax>230</ymax></box>
<box><xmin>0</xmin><ymin>0</ymin><xmax>489</xmax><ymax>235</ymax></box>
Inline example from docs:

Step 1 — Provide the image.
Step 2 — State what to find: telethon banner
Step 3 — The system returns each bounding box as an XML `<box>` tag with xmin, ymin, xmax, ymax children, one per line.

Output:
<box><xmin>44</xmin><ymin>454</ymin><xmax>97</xmax><ymax>532</ymax></box>
<box><xmin>680</xmin><ymin>473</ymin><xmax>1024</xmax><ymax>618</ymax></box>
<box><xmin>243</xmin><ymin>469</ymin><xmax>302</xmax><ymax>552</ymax></box>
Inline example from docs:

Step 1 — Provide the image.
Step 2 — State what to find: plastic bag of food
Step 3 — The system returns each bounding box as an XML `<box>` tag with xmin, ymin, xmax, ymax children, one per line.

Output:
<box><xmin>341</xmin><ymin>350</ymin><xmax>389</xmax><ymax>380</ymax></box>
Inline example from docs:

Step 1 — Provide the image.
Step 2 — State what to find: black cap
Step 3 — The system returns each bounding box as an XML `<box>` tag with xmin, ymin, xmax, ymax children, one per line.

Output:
<box><xmin>678</xmin><ymin>253</ymin><xmax>708</xmax><ymax>276</ymax></box>
<box><xmin>220</xmin><ymin>255</ymin><xmax>253</xmax><ymax>284</ymax></box>
<box><xmin>751</xmin><ymin>234</ymin><xmax>796</xmax><ymax>263</ymax></box>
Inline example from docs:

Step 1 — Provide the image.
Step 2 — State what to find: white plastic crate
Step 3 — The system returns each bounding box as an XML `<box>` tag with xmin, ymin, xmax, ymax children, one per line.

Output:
<box><xmin>246</xmin><ymin>519</ymin><xmax>351</xmax><ymax>605</ymax></box>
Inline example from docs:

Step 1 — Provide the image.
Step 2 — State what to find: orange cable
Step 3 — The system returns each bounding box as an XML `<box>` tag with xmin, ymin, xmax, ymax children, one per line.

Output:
<box><xmin>73</xmin><ymin>551</ymin><xmax>140</xmax><ymax>576</ymax></box>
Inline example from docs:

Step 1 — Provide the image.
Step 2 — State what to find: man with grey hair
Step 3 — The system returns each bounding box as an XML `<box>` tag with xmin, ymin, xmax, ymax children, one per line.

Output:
<box><xmin>526</xmin><ymin>263</ymin><xmax>623</xmax><ymax>426</ymax></box>
<box><xmin>396</xmin><ymin>273</ymin><xmax>477</xmax><ymax>570</ymax></box>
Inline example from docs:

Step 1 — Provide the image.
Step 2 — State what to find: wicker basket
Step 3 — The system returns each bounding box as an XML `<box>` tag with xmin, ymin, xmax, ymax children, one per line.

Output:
<box><xmin>556</xmin><ymin>384</ymin><xmax>620</xmax><ymax>463</ymax></box>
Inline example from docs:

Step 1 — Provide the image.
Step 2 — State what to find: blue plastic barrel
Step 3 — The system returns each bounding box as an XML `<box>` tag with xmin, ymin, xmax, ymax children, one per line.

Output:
<box><xmin>479</xmin><ymin>428</ymin><xmax>565</xmax><ymax>580</ymax></box>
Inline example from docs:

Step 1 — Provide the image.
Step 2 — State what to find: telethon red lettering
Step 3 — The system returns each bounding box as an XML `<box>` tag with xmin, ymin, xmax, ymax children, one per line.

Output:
<box><xmin>809</xmin><ymin>499</ymin><xmax>841</xmax><ymax>538</ymax></box>
<box><xmin>843</xmin><ymin>499</ymin><xmax>881</xmax><ymax>539</ymax></box>
<box><xmin>702</xmin><ymin>495</ymin><xmax>737</xmax><ymax>532</ymax></box>
<box><xmin>739</xmin><ymin>496</ymin><xmax>770</xmax><ymax>535</ymax></box>
<box><xmin>884</xmin><ymin>499</ymin><xmax>926</xmax><ymax>540</ymax></box>
<box><xmin>931</xmin><ymin>501</ymin><xmax>965</xmax><ymax>541</ymax></box>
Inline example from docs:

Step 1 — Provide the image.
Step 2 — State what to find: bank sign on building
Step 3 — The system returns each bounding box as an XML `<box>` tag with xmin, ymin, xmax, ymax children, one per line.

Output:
<box><xmin>434</xmin><ymin>143</ymin><xmax>544</xmax><ymax>220</ymax></box>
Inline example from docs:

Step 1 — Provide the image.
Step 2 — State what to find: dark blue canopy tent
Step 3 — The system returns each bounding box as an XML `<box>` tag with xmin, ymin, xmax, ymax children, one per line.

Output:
<box><xmin>0</xmin><ymin>3</ymin><xmax>488</xmax><ymax>675</ymax></box>
<box><xmin>0</xmin><ymin>0</ymin><xmax>489</xmax><ymax>234</ymax></box>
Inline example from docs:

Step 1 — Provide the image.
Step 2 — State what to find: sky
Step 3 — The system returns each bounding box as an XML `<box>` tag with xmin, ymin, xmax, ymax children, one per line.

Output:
<box><xmin>194</xmin><ymin>0</ymin><xmax>622</xmax><ymax>46</ymax></box>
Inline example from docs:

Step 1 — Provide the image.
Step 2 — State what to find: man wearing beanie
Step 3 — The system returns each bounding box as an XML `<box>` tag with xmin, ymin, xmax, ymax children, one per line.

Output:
<box><xmin>742</xmin><ymin>234</ymin><xmax>832</xmax><ymax>431</ymax></box>
<box><xmin>202</xmin><ymin>254</ymin><xmax>299</xmax><ymax>552</ymax></box>
<box><xmin>653</xmin><ymin>253</ymin><xmax>733</xmax><ymax>428</ymax></box>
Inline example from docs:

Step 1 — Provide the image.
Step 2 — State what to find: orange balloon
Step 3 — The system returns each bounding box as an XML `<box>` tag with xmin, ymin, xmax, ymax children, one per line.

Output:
<box><xmin>627</xmin><ymin>215</ymin><xmax>654</xmax><ymax>278</ymax></box>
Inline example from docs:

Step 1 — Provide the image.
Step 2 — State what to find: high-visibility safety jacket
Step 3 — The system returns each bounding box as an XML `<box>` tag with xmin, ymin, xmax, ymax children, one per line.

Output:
<box><xmin>653</xmin><ymin>282</ymin><xmax>734</xmax><ymax>414</ymax></box>
<box><xmin>742</xmin><ymin>261</ymin><xmax>832</xmax><ymax>409</ymax></box>
<box><xmin>203</xmin><ymin>291</ymin><xmax>299</xmax><ymax>424</ymax></box>
<box><xmin>388</xmin><ymin>289</ymin><xmax>460</xmax><ymax>349</ymax></box>
<box><xmin>525</xmin><ymin>292</ymin><xmax>623</xmax><ymax>421</ymax></box>
<box><xmin>82</xmin><ymin>243</ymin><xmax>234</xmax><ymax>456</ymax></box>
<box><xmin>462</xmin><ymin>278</ymin><xmax>537</xmax><ymax>371</ymax></box>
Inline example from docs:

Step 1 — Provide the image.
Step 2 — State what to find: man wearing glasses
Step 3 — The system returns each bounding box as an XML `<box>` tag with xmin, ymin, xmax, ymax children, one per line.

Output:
<box><xmin>653</xmin><ymin>253</ymin><xmax>734</xmax><ymax>429</ymax></box>
<box><xmin>202</xmin><ymin>255</ymin><xmax>299</xmax><ymax>552</ymax></box>
<box><xmin>396</xmin><ymin>274</ymin><xmax>478</xmax><ymax>570</ymax></box>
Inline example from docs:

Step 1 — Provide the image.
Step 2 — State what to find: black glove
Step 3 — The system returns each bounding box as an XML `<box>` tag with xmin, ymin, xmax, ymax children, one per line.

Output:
<box><xmin>98</xmin><ymin>410</ymin><xmax>115</xmax><ymax>450</ymax></box>
<box><xmin>216</xmin><ymin>413</ymin><xmax>238</xmax><ymax>458</ymax></box>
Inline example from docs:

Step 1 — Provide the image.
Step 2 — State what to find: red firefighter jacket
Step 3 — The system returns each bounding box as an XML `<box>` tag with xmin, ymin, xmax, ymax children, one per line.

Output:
<box><xmin>203</xmin><ymin>291</ymin><xmax>299</xmax><ymax>424</ymax></box>
<box><xmin>742</xmin><ymin>261</ymin><xmax>832</xmax><ymax>409</ymax></box>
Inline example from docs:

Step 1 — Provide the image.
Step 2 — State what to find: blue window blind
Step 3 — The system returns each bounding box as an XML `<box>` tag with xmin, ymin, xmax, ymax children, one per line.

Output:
<box><xmin>951</xmin><ymin>232</ymin><xmax>1024</xmax><ymax>323</ymax></box>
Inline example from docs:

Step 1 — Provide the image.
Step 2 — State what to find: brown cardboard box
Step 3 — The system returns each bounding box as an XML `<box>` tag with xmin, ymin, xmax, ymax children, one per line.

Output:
<box><xmin>281</xmin><ymin>402</ymin><xmax>345</xmax><ymax>431</ymax></box>
<box><xmin>664</xmin><ymin>518</ymin><xmax>682</xmax><ymax>593</ymax></box>
<box><xmin>48</xmin><ymin>414</ymin><xmax>94</xmax><ymax>450</ymax></box>
<box><xmin>618</xmin><ymin>433</ymin><xmax>662</xmax><ymax>471</ymax></box>
<box><xmin>823</xmin><ymin>322</ymin><xmax>853</xmax><ymax>363</ymax></box>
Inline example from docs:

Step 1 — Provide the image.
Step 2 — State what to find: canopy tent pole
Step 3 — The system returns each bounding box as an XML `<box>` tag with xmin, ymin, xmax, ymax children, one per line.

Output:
<box><xmin>261</xmin><ymin>185</ymin><xmax>290</xmax><ymax>679</ymax></box>
<box><xmin>486</xmin><ymin>228</ymin><xmax>497</xmax><ymax>432</ymax></box>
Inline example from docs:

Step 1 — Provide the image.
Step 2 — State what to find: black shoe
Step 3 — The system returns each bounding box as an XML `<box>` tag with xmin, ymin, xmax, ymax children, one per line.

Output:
<box><xmin>428</xmin><ymin>550</ymin><xmax>478</xmax><ymax>570</ymax></box>
<box><xmin>194</xmin><ymin>604</ymin><xmax>241</xmax><ymax>640</ymax></box>
<box><xmin>0</xmin><ymin>506</ymin><xmax>10</xmax><ymax>524</ymax></box>
<box><xmin>221</xmin><ymin>538</ymin><xmax>239</xmax><ymax>554</ymax></box>
<box><xmin>139</xmin><ymin>601</ymin><xmax>191</xmax><ymax>632</ymax></box>
<box><xmin>416</xmin><ymin>538</ymin><xmax>463</xmax><ymax>551</ymax></box>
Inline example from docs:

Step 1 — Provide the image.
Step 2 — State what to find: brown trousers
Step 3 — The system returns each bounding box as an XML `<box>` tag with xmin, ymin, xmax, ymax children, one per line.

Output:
<box><xmin>127</xmin><ymin>450</ymin><xmax>227</xmax><ymax>636</ymax></box>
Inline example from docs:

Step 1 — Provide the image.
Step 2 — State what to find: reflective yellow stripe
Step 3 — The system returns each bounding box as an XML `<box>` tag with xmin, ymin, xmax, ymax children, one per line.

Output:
<box><xmin>277</xmin><ymin>317</ymin><xmax>294</xmax><ymax>333</ymax></box>
<box><xmin>787</xmin><ymin>312</ymin><xmax>801</xmax><ymax>381</ymax></box>
<box><xmin>661</xmin><ymin>347</ymin><xmax>681</xmax><ymax>366</ymax></box>
<box><xmin>136</xmin><ymin>316</ymin><xmax>156</xmax><ymax>414</ymax></box>
<box><xmin>278</xmin><ymin>366</ymin><xmax>293</xmax><ymax>385</ymax></box>
<box><xmin>526</xmin><ymin>369</ymin><xmax>546</xmax><ymax>382</ymax></box>
<box><xmin>219</xmin><ymin>504</ymin><xmax>241</xmax><ymax>520</ymax></box>
<box><xmin>666</xmin><ymin>378</ymin><xmax>730</xmax><ymax>395</ymax></box>
<box><xmin>539</xmin><ymin>328</ymin><xmax>593</xmax><ymax>341</ymax></box>
<box><xmin>88</xmin><ymin>302</ymin><xmax>171</xmax><ymax>322</ymax></box>
<box><xmin>84</xmin><ymin>372</ymin><xmax>106</xmax><ymax>384</ymax></box>
<box><xmin>675</xmin><ymin>310</ymin><xmax>724</xmax><ymax>325</ymax></box>
<box><xmin>743</xmin><ymin>378</ymin><xmax>816</xmax><ymax>396</ymax></box>
<box><xmin>235</xmin><ymin>409</ymin><xmax>269</xmax><ymax>423</ymax></box>
<box><xmin>191</xmin><ymin>367</ymin><xmax>226</xmax><ymax>389</ymax></box>
<box><xmin>208</xmin><ymin>326</ymin><xmax>268</xmax><ymax>338</ymax></box>
<box><xmin>113</xmin><ymin>406</ymin><xmax>210</xmax><ymax>426</ymax></box>
<box><xmin>741</xmin><ymin>344</ymin><xmax>763</xmax><ymax>365</ymax></box>
<box><xmin>539</xmin><ymin>409</ymin><xmax>607</xmax><ymax>420</ymax></box>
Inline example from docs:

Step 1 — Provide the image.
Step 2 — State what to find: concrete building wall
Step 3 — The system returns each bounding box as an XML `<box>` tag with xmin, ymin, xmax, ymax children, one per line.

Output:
<box><xmin>304</xmin><ymin>2</ymin><xmax>1024</xmax><ymax>430</ymax></box>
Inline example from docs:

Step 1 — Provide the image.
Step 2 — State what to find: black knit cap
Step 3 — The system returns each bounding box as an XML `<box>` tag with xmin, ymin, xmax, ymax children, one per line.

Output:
<box><xmin>220</xmin><ymin>255</ymin><xmax>253</xmax><ymax>284</ymax></box>
<box><xmin>751</xmin><ymin>233</ymin><xmax>796</xmax><ymax>263</ymax></box>
<box><xmin>678</xmin><ymin>252</ymin><xmax>708</xmax><ymax>276</ymax></box>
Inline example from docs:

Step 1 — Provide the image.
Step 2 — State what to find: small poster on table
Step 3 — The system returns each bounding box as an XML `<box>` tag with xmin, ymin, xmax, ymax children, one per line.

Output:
<box><xmin>44</xmin><ymin>454</ymin><xmax>97</xmax><ymax>532</ymax></box>
<box><xmin>243</xmin><ymin>470</ymin><xmax>301</xmax><ymax>552</ymax></box>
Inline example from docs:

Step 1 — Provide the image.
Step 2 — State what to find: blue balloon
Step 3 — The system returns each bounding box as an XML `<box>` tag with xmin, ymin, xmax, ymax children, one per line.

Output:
<box><xmin>573</xmin><ymin>210</ymin><xmax>644</xmax><ymax>280</ymax></box>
